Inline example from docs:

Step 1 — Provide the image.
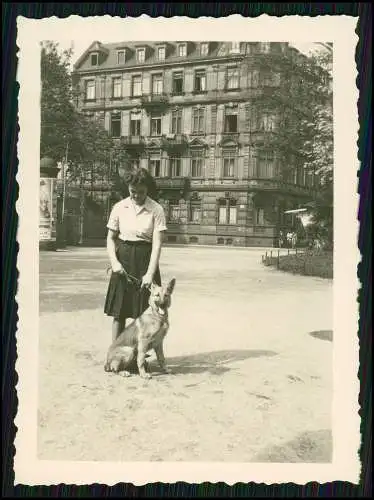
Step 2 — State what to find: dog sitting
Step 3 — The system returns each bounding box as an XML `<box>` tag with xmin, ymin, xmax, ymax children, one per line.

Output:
<box><xmin>104</xmin><ymin>278</ymin><xmax>176</xmax><ymax>379</ymax></box>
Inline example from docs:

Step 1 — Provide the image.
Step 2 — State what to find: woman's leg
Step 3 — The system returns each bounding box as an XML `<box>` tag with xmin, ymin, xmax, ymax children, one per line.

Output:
<box><xmin>112</xmin><ymin>318</ymin><xmax>126</xmax><ymax>342</ymax></box>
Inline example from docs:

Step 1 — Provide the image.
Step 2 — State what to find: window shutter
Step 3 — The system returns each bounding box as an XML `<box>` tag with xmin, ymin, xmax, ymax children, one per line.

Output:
<box><xmin>184</xmin><ymin>107</ymin><xmax>192</xmax><ymax>135</ymax></box>
<box><xmin>217</xmin><ymin>67</ymin><xmax>226</xmax><ymax>90</ymax></box>
<box><xmin>142</xmin><ymin>74</ymin><xmax>150</xmax><ymax>95</ymax></box>
<box><xmin>104</xmin><ymin>111</ymin><xmax>110</xmax><ymax>133</ymax></box>
<box><xmin>122</xmin><ymin>75</ymin><xmax>130</xmax><ymax>98</ymax></box>
<box><xmin>121</xmin><ymin>110</ymin><xmax>129</xmax><ymax>136</ymax></box>
<box><xmin>163</xmin><ymin>113</ymin><xmax>170</xmax><ymax>135</ymax></box>
<box><xmin>184</xmin><ymin>68</ymin><xmax>194</xmax><ymax>93</ymax></box>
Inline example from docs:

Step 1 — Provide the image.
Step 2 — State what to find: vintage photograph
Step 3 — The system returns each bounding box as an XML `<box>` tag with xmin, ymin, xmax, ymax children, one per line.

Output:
<box><xmin>38</xmin><ymin>38</ymin><xmax>334</xmax><ymax>462</ymax></box>
<box><xmin>14</xmin><ymin>14</ymin><xmax>360</xmax><ymax>486</ymax></box>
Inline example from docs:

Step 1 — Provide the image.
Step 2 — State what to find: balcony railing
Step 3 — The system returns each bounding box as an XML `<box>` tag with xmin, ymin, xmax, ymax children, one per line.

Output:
<box><xmin>161</xmin><ymin>133</ymin><xmax>189</xmax><ymax>151</ymax></box>
<box><xmin>155</xmin><ymin>177</ymin><xmax>190</xmax><ymax>192</ymax></box>
<box><xmin>141</xmin><ymin>93</ymin><xmax>169</xmax><ymax>111</ymax></box>
<box><xmin>119</xmin><ymin>136</ymin><xmax>145</xmax><ymax>149</ymax></box>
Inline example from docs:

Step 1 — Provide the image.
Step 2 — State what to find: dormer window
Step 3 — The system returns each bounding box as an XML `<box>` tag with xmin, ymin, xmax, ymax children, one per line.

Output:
<box><xmin>157</xmin><ymin>46</ymin><xmax>166</xmax><ymax>61</ymax></box>
<box><xmin>91</xmin><ymin>53</ymin><xmax>99</xmax><ymax>66</ymax></box>
<box><xmin>136</xmin><ymin>48</ymin><xmax>145</xmax><ymax>63</ymax></box>
<box><xmin>178</xmin><ymin>43</ymin><xmax>187</xmax><ymax>58</ymax></box>
<box><xmin>200</xmin><ymin>43</ymin><xmax>209</xmax><ymax>56</ymax></box>
<box><xmin>117</xmin><ymin>50</ymin><xmax>125</xmax><ymax>64</ymax></box>
<box><xmin>230</xmin><ymin>42</ymin><xmax>241</xmax><ymax>54</ymax></box>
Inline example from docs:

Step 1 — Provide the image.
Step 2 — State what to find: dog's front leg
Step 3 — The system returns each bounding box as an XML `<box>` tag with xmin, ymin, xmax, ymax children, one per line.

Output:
<box><xmin>137</xmin><ymin>346</ymin><xmax>152</xmax><ymax>379</ymax></box>
<box><xmin>154</xmin><ymin>343</ymin><xmax>172</xmax><ymax>374</ymax></box>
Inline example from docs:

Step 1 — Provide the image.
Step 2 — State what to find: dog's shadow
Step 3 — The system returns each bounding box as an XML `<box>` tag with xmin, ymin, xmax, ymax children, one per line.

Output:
<box><xmin>148</xmin><ymin>349</ymin><xmax>278</xmax><ymax>376</ymax></box>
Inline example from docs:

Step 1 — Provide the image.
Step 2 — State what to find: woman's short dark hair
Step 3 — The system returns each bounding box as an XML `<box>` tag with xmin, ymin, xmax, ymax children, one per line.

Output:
<box><xmin>123</xmin><ymin>168</ymin><xmax>158</xmax><ymax>200</ymax></box>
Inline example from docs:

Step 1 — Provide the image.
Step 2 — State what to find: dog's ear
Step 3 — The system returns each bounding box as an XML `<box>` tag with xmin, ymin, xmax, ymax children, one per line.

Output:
<box><xmin>166</xmin><ymin>278</ymin><xmax>176</xmax><ymax>294</ymax></box>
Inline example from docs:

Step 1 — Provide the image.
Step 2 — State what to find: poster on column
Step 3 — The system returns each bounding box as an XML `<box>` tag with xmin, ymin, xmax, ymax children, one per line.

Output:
<box><xmin>39</xmin><ymin>178</ymin><xmax>53</xmax><ymax>241</ymax></box>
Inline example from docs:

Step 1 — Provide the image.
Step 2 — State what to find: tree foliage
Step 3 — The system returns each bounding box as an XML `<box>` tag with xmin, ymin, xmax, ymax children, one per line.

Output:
<box><xmin>40</xmin><ymin>41</ymin><xmax>113</xmax><ymax>181</ymax></box>
<box><xmin>250</xmin><ymin>44</ymin><xmax>333</xmax><ymax>244</ymax></box>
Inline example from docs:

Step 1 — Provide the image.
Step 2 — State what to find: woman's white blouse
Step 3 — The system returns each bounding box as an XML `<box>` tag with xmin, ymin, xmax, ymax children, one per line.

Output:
<box><xmin>107</xmin><ymin>196</ymin><xmax>167</xmax><ymax>243</ymax></box>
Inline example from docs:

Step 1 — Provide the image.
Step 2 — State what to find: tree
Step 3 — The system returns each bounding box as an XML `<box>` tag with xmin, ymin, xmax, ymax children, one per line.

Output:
<box><xmin>40</xmin><ymin>41</ymin><xmax>76</xmax><ymax>162</ymax></box>
<box><xmin>249</xmin><ymin>43</ymin><xmax>333</xmax><ymax>245</ymax></box>
<box><xmin>41</xmin><ymin>41</ymin><xmax>113</xmax><ymax>180</ymax></box>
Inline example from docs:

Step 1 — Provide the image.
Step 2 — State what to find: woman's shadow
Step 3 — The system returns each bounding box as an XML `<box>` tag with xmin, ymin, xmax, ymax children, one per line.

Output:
<box><xmin>148</xmin><ymin>349</ymin><xmax>278</xmax><ymax>376</ymax></box>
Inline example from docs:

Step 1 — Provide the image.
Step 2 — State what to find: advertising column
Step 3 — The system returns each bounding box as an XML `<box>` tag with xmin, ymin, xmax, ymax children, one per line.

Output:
<box><xmin>40</xmin><ymin>157</ymin><xmax>59</xmax><ymax>250</ymax></box>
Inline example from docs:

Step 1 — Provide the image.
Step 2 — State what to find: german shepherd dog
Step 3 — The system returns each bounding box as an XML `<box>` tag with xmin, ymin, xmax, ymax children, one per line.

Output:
<box><xmin>104</xmin><ymin>278</ymin><xmax>176</xmax><ymax>379</ymax></box>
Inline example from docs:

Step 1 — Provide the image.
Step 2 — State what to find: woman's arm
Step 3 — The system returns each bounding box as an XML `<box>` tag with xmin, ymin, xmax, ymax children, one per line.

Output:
<box><xmin>107</xmin><ymin>229</ymin><xmax>124</xmax><ymax>273</ymax></box>
<box><xmin>142</xmin><ymin>230</ymin><xmax>164</xmax><ymax>287</ymax></box>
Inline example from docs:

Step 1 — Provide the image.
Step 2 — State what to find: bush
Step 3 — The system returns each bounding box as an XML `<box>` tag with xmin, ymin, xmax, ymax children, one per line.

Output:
<box><xmin>263</xmin><ymin>250</ymin><xmax>333</xmax><ymax>279</ymax></box>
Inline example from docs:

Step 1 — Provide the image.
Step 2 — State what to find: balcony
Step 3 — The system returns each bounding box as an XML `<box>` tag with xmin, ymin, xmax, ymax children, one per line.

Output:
<box><xmin>247</xmin><ymin>178</ymin><xmax>316</xmax><ymax>197</ymax></box>
<box><xmin>161</xmin><ymin>134</ymin><xmax>189</xmax><ymax>153</ymax></box>
<box><xmin>155</xmin><ymin>177</ymin><xmax>190</xmax><ymax>196</ymax></box>
<box><xmin>141</xmin><ymin>93</ymin><xmax>169</xmax><ymax>112</ymax></box>
<box><xmin>119</xmin><ymin>135</ymin><xmax>145</xmax><ymax>150</ymax></box>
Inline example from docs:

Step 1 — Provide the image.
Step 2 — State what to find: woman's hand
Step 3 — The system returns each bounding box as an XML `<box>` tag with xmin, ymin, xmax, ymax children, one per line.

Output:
<box><xmin>112</xmin><ymin>261</ymin><xmax>125</xmax><ymax>274</ymax></box>
<box><xmin>141</xmin><ymin>272</ymin><xmax>153</xmax><ymax>289</ymax></box>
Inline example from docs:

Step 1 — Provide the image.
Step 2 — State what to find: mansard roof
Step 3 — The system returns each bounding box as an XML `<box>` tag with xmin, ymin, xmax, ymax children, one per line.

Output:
<box><xmin>73</xmin><ymin>41</ymin><xmax>293</xmax><ymax>73</ymax></box>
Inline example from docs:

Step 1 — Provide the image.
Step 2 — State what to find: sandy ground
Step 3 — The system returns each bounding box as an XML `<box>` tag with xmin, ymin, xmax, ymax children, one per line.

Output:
<box><xmin>38</xmin><ymin>246</ymin><xmax>333</xmax><ymax>462</ymax></box>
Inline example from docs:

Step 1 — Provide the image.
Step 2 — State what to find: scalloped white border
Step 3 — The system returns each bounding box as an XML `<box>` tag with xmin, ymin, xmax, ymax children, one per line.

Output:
<box><xmin>14</xmin><ymin>14</ymin><xmax>360</xmax><ymax>486</ymax></box>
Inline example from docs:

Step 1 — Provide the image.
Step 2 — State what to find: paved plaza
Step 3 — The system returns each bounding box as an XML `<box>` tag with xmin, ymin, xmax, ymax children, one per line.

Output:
<box><xmin>38</xmin><ymin>245</ymin><xmax>333</xmax><ymax>462</ymax></box>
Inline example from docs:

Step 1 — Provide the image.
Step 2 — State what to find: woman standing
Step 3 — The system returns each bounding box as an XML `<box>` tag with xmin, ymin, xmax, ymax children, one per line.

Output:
<box><xmin>104</xmin><ymin>168</ymin><xmax>167</xmax><ymax>342</ymax></box>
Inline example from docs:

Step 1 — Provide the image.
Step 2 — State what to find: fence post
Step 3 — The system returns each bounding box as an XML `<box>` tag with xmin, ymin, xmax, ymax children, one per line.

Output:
<box><xmin>277</xmin><ymin>249</ymin><xmax>280</xmax><ymax>269</ymax></box>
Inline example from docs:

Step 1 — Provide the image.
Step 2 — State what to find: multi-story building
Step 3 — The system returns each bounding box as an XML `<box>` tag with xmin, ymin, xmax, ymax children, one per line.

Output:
<box><xmin>71</xmin><ymin>41</ymin><xmax>318</xmax><ymax>247</ymax></box>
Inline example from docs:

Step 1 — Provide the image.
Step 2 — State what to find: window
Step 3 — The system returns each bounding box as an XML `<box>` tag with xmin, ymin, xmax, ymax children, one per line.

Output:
<box><xmin>171</xmin><ymin>109</ymin><xmax>182</xmax><ymax>134</ymax></box>
<box><xmin>200</xmin><ymin>43</ymin><xmax>209</xmax><ymax>56</ymax></box>
<box><xmin>194</xmin><ymin>70</ymin><xmax>207</xmax><ymax>92</ymax></box>
<box><xmin>189</xmin><ymin>201</ymin><xmax>202</xmax><ymax>223</ymax></box>
<box><xmin>132</xmin><ymin>75</ymin><xmax>142</xmax><ymax>96</ymax></box>
<box><xmin>130</xmin><ymin>112</ymin><xmax>141</xmax><ymax>136</ymax></box>
<box><xmin>222</xmin><ymin>149</ymin><xmax>236</xmax><ymax>177</ymax></box>
<box><xmin>192</xmin><ymin>107</ymin><xmax>205</xmax><ymax>134</ymax></box>
<box><xmin>152</xmin><ymin>73</ymin><xmax>163</xmax><ymax>95</ymax></box>
<box><xmin>178</xmin><ymin>44</ymin><xmax>187</xmax><ymax>57</ymax></box>
<box><xmin>224</xmin><ymin>106</ymin><xmax>238</xmax><ymax>133</ymax></box>
<box><xmin>229</xmin><ymin>203</ymin><xmax>237</xmax><ymax>224</ymax></box>
<box><xmin>226</xmin><ymin>67</ymin><xmax>239</xmax><ymax>90</ymax></box>
<box><xmin>169</xmin><ymin>201</ymin><xmax>180</xmax><ymax>222</ymax></box>
<box><xmin>255</xmin><ymin>208</ymin><xmax>265</xmax><ymax>225</ymax></box>
<box><xmin>136</xmin><ymin>48</ymin><xmax>145</xmax><ymax>63</ymax></box>
<box><xmin>293</xmin><ymin>168</ymin><xmax>298</xmax><ymax>185</ymax></box>
<box><xmin>257</xmin><ymin>150</ymin><xmax>275</xmax><ymax>178</ymax></box>
<box><xmin>259</xmin><ymin>42</ymin><xmax>271</xmax><ymax>53</ymax></box>
<box><xmin>218</xmin><ymin>199</ymin><xmax>237</xmax><ymax>225</ymax></box>
<box><xmin>191</xmin><ymin>150</ymin><xmax>204</xmax><ymax>177</ymax></box>
<box><xmin>230</xmin><ymin>42</ymin><xmax>241</xmax><ymax>54</ymax></box>
<box><xmin>157</xmin><ymin>46</ymin><xmax>166</xmax><ymax>61</ymax></box>
<box><xmin>150</xmin><ymin>114</ymin><xmax>162</xmax><ymax>136</ymax></box>
<box><xmin>172</xmin><ymin>72</ymin><xmax>184</xmax><ymax>94</ymax></box>
<box><xmin>223</xmin><ymin>158</ymin><xmax>235</xmax><ymax>177</ymax></box>
<box><xmin>305</xmin><ymin>170</ymin><xmax>314</xmax><ymax>187</ymax></box>
<box><xmin>129</xmin><ymin>158</ymin><xmax>140</xmax><ymax>170</ymax></box>
<box><xmin>110</xmin><ymin>112</ymin><xmax>121</xmax><ymax>138</ymax></box>
<box><xmin>169</xmin><ymin>157</ymin><xmax>182</xmax><ymax>177</ymax></box>
<box><xmin>259</xmin><ymin>70</ymin><xmax>280</xmax><ymax>87</ymax></box>
<box><xmin>260</xmin><ymin>113</ymin><xmax>276</xmax><ymax>131</ymax></box>
<box><xmin>90</xmin><ymin>53</ymin><xmax>98</xmax><ymax>66</ymax></box>
<box><xmin>85</xmin><ymin>80</ymin><xmax>96</xmax><ymax>100</ymax></box>
<box><xmin>117</xmin><ymin>50</ymin><xmax>125</xmax><ymax>64</ymax></box>
<box><xmin>112</xmin><ymin>77</ymin><xmax>122</xmax><ymax>98</ymax></box>
<box><xmin>149</xmin><ymin>158</ymin><xmax>161</xmax><ymax>177</ymax></box>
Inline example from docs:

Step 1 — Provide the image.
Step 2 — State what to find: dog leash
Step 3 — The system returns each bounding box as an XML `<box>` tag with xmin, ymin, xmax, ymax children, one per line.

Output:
<box><xmin>106</xmin><ymin>266</ymin><xmax>151</xmax><ymax>292</ymax></box>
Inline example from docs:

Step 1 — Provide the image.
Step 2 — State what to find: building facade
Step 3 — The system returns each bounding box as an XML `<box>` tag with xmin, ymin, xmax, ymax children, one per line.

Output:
<box><xmin>71</xmin><ymin>41</ymin><xmax>317</xmax><ymax>247</ymax></box>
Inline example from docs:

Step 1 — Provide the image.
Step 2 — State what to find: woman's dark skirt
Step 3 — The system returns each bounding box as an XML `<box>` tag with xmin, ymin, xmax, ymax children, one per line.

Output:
<box><xmin>104</xmin><ymin>240</ymin><xmax>161</xmax><ymax>322</ymax></box>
